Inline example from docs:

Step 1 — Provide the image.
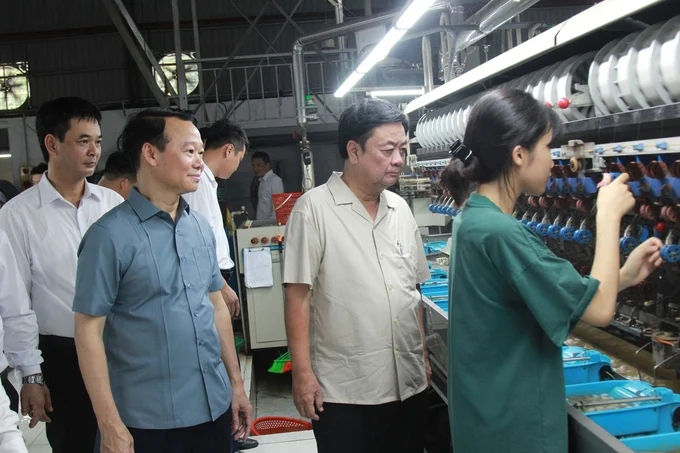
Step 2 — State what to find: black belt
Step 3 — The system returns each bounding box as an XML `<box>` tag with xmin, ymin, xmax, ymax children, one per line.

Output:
<box><xmin>222</xmin><ymin>269</ymin><xmax>233</xmax><ymax>281</ymax></box>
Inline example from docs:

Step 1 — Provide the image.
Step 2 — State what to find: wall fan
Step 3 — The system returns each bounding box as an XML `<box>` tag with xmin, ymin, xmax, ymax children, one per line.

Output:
<box><xmin>154</xmin><ymin>53</ymin><xmax>199</xmax><ymax>95</ymax></box>
<box><xmin>0</xmin><ymin>64</ymin><xmax>29</xmax><ymax>110</ymax></box>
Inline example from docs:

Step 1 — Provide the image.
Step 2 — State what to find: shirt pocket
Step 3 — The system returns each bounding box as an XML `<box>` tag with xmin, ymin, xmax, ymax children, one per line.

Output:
<box><xmin>192</xmin><ymin>246</ymin><xmax>214</xmax><ymax>288</ymax></box>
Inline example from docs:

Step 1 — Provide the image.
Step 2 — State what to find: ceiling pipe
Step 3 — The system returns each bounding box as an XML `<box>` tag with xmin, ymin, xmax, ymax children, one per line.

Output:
<box><xmin>453</xmin><ymin>0</ymin><xmax>542</xmax><ymax>53</ymax></box>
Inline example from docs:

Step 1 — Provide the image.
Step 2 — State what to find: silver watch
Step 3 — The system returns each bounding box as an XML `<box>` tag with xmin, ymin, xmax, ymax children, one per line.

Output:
<box><xmin>22</xmin><ymin>374</ymin><xmax>44</xmax><ymax>386</ymax></box>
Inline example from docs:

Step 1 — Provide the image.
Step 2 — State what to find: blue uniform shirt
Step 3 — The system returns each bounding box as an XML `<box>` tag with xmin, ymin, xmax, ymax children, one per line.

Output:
<box><xmin>73</xmin><ymin>188</ymin><xmax>231</xmax><ymax>430</ymax></box>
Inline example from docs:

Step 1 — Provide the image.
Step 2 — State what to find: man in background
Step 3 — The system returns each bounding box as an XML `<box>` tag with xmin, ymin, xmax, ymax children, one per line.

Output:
<box><xmin>0</xmin><ymin>97</ymin><xmax>124</xmax><ymax>453</ymax></box>
<box><xmin>30</xmin><ymin>163</ymin><xmax>47</xmax><ymax>186</ymax></box>
<box><xmin>97</xmin><ymin>150</ymin><xmax>137</xmax><ymax>199</ymax></box>
<box><xmin>251</xmin><ymin>151</ymin><xmax>283</xmax><ymax>221</ymax></box>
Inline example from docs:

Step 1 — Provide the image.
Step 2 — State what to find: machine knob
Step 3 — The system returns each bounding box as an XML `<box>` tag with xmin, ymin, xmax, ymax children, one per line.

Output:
<box><xmin>620</xmin><ymin>237</ymin><xmax>639</xmax><ymax>254</ymax></box>
<box><xmin>261</xmin><ymin>237</ymin><xmax>269</xmax><ymax>244</ymax></box>
<box><xmin>548</xmin><ymin>225</ymin><xmax>562</xmax><ymax>239</ymax></box>
<box><xmin>428</xmin><ymin>203</ymin><xmax>436</xmax><ymax>212</ymax></box>
<box><xmin>544</xmin><ymin>101</ymin><xmax>553</xmax><ymax>108</ymax></box>
<box><xmin>272</xmin><ymin>235</ymin><xmax>283</xmax><ymax>243</ymax></box>
<box><xmin>574</xmin><ymin>229</ymin><xmax>593</xmax><ymax>245</ymax></box>
<box><xmin>535</xmin><ymin>223</ymin><xmax>550</xmax><ymax>236</ymax></box>
<box><xmin>251</xmin><ymin>237</ymin><xmax>259</xmax><ymax>245</ymax></box>
<box><xmin>526</xmin><ymin>221</ymin><xmax>539</xmax><ymax>231</ymax></box>
<box><xmin>557</xmin><ymin>97</ymin><xmax>570</xmax><ymax>109</ymax></box>
<box><xmin>661</xmin><ymin>244</ymin><xmax>680</xmax><ymax>264</ymax></box>
<box><xmin>560</xmin><ymin>227</ymin><xmax>575</xmax><ymax>241</ymax></box>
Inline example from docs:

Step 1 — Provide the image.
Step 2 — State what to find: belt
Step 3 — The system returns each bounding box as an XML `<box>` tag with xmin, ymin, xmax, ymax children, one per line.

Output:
<box><xmin>222</xmin><ymin>269</ymin><xmax>233</xmax><ymax>281</ymax></box>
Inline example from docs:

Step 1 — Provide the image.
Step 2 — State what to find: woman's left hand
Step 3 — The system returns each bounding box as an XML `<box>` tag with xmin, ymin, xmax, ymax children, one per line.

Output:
<box><xmin>619</xmin><ymin>238</ymin><xmax>664</xmax><ymax>291</ymax></box>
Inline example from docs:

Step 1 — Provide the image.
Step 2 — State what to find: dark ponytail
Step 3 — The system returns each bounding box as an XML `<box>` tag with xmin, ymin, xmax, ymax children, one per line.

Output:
<box><xmin>439</xmin><ymin>88</ymin><xmax>562</xmax><ymax>206</ymax></box>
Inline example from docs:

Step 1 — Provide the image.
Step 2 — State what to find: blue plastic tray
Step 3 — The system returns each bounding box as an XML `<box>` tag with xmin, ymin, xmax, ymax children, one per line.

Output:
<box><xmin>566</xmin><ymin>380</ymin><xmax>680</xmax><ymax>437</ymax></box>
<box><xmin>562</xmin><ymin>346</ymin><xmax>613</xmax><ymax>386</ymax></box>
<box><xmin>622</xmin><ymin>431</ymin><xmax>680</xmax><ymax>452</ymax></box>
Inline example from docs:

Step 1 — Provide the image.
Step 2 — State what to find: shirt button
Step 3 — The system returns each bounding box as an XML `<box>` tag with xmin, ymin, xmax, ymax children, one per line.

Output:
<box><xmin>393</xmin><ymin>319</ymin><xmax>399</xmax><ymax>325</ymax></box>
<box><xmin>180</xmin><ymin>256</ymin><xmax>185</xmax><ymax>262</ymax></box>
<box><xmin>202</xmin><ymin>368</ymin><xmax>207</xmax><ymax>374</ymax></box>
<box><xmin>194</xmin><ymin>311</ymin><xmax>199</xmax><ymax>317</ymax></box>
<box><xmin>177</xmin><ymin>229</ymin><xmax>181</xmax><ymax>234</ymax></box>
<box><xmin>186</xmin><ymin>283</ymin><xmax>192</xmax><ymax>289</ymax></box>
<box><xmin>198</xmin><ymin>340</ymin><xmax>204</xmax><ymax>346</ymax></box>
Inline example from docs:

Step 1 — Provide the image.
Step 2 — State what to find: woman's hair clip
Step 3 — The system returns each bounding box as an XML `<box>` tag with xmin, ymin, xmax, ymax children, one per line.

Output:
<box><xmin>449</xmin><ymin>139</ymin><xmax>473</xmax><ymax>166</ymax></box>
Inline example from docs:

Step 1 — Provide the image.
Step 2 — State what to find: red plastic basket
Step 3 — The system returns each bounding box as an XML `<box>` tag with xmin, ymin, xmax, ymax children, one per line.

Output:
<box><xmin>272</xmin><ymin>192</ymin><xmax>302</xmax><ymax>225</ymax></box>
<box><xmin>251</xmin><ymin>416</ymin><xmax>312</xmax><ymax>436</ymax></box>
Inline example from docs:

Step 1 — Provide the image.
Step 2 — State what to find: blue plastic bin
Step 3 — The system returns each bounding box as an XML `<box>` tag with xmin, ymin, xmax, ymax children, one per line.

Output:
<box><xmin>562</xmin><ymin>346</ymin><xmax>613</xmax><ymax>386</ymax></box>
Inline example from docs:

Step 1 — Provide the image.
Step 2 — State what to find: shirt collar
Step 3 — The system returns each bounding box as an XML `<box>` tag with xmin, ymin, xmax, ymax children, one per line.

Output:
<box><xmin>128</xmin><ymin>187</ymin><xmax>190</xmax><ymax>222</ymax></box>
<box><xmin>326</xmin><ymin>172</ymin><xmax>397</xmax><ymax>209</ymax></box>
<box><xmin>203</xmin><ymin>165</ymin><xmax>216</xmax><ymax>184</ymax></box>
<box><xmin>260</xmin><ymin>170</ymin><xmax>274</xmax><ymax>182</ymax></box>
<box><xmin>38</xmin><ymin>173</ymin><xmax>99</xmax><ymax>208</ymax></box>
<box><xmin>465</xmin><ymin>192</ymin><xmax>502</xmax><ymax>212</ymax></box>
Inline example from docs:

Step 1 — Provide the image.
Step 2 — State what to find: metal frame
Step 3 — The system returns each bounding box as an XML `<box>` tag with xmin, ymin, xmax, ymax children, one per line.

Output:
<box><xmin>171</xmin><ymin>0</ymin><xmax>188</xmax><ymax>110</ymax></box>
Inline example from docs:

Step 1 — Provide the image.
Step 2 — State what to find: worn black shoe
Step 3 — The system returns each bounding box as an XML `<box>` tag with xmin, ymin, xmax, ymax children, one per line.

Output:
<box><xmin>235</xmin><ymin>438</ymin><xmax>259</xmax><ymax>451</ymax></box>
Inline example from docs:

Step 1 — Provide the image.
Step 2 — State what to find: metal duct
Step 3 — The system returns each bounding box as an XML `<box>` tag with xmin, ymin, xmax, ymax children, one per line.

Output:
<box><xmin>454</xmin><ymin>0</ymin><xmax>542</xmax><ymax>53</ymax></box>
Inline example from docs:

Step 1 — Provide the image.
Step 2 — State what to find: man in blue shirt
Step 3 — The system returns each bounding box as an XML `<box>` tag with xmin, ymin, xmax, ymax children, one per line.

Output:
<box><xmin>73</xmin><ymin>108</ymin><xmax>252</xmax><ymax>453</ymax></box>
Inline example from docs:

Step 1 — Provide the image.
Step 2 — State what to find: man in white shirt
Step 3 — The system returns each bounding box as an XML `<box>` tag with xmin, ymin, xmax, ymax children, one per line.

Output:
<box><xmin>0</xmin><ymin>97</ymin><xmax>123</xmax><ymax>453</ymax></box>
<box><xmin>251</xmin><ymin>151</ymin><xmax>284</xmax><ymax>221</ymax></box>
<box><xmin>184</xmin><ymin>120</ymin><xmax>248</xmax><ymax>317</ymax></box>
<box><xmin>0</xmin><ymin>228</ymin><xmax>42</xmax><ymax>453</ymax></box>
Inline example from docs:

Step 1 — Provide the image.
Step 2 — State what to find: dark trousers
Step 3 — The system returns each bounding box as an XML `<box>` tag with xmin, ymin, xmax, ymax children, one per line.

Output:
<box><xmin>125</xmin><ymin>408</ymin><xmax>233</xmax><ymax>453</ymax></box>
<box><xmin>39</xmin><ymin>335</ymin><xmax>97</xmax><ymax>453</ymax></box>
<box><xmin>0</xmin><ymin>368</ymin><xmax>19</xmax><ymax>413</ymax></box>
<box><xmin>312</xmin><ymin>390</ymin><xmax>429</xmax><ymax>453</ymax></box>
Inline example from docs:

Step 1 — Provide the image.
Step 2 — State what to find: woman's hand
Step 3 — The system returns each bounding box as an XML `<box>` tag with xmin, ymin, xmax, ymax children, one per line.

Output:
<box><xmin>619</xmin><ymin>238</ymin><xmax>664</xmax><ymax>291</ymax></box>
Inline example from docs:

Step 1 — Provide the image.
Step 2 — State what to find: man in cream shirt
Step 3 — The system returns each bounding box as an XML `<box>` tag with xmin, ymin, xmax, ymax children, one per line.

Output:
<box><xmin>283</xmin><ymin>98</ymin><xmax>431</xmax><ymax>453</ymax></box>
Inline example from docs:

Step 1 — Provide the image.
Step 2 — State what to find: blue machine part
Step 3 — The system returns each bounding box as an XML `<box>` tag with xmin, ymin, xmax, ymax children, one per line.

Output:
<box><xmin>665</xmin><ymin>177</ymin><xmax>680</xmax><ymax>201</ymax></box>
<box><xmin>424</xmin><ymin>241</ymin><xmax>448</xmax><ymax>256</ymax></box>
<box><xmin>548</xmin><ymin>224</ymin><xmax>562</xmax><ymax>239</ymax></box>
<box><xmin>629</xmin><ymin>180</ymin><xmax>642</xmax><ymax>197</ymax></box>
<box><xmin>661</xmin><ymin>244</ymin><xmax>680</xmax><ymax>263</ymax></box>
<box><xmin>565</xmin><ymin>380</ymin><xmax>680</xmax><ymax>437</ymax></box>
<box><xmin>560</xmin><ymin>226</ymin><xmax>576</xmax><ymax>241</ymax></box>
<box><xmin>621</xmin><ymin>431</ymin><xmax>680</xmax><ymax>452</ymax></box>
<box><xmin>562</xmin><ymin>346</ymin><xmax>612</xmax><ymax>386</ymax></box>
<box><xmin>640</xmin><ymin>176</ymin><xmax>663</xmax><ymax>198</ymax></box>
<box><xmin>620</xmin><ymin>236</ymin><xmax>640</xmax><ymax>254</ymax></box>
<box><xmin>574</xmin><ymin>229</ymin><xmax>593</xmax><ymax>245</ymax></box>
<box><xmin>536</xmin><ymin>223</ymin><xmax>550</xmax><ymax>236</ymax></box>
<box><xmin>527</xmin><ymin>221</ymin><xmax>539</xmax><ymax>232</ymax></box>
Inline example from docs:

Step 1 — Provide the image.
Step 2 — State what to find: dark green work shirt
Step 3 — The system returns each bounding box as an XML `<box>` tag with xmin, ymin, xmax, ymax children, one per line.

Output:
<box><xmin>447</xmin><ymin>193</ymin><xmax>599</xmax><ymax>453</ymax></box>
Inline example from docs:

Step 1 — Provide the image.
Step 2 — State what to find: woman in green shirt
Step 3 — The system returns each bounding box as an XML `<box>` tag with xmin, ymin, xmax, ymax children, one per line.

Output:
<box><xmin>441</xmin><ymin>88</ymin><xmax>664</xmax><ymax>453</ymax></box>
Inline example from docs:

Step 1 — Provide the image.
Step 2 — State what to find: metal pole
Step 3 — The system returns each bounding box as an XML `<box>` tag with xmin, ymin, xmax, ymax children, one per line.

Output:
<box><xmin>190</xmin><ymin>0</ymin><xmax>207</xmax><ymax>120</ymax></box>
<box><xmin>193</xmin><ymin>0</ymin><xmax>272</xmax><ymax>114</ymax></box>
<box><xmin>364</xmin><ymin>0</ymin><xmax>372</xmax><ymax>16</ymax></box>
<box><xmin>101</xmin><ymin>0</ymin><xmax>170</xmax><ymax>107</ymax></box>
<box><xmin>422</xmin><ymin>35</ymin><xmax>433</xmax><ymax>93</ymax></box>
<box><xmin>171</xmin><ymin>0</ymin><xmax>188</xmax><ymax>109</ymax></box>
<box><xmin>110</xmin><ymin>0</ymin><xmax>177</xmax><ymax>97</ymax></box>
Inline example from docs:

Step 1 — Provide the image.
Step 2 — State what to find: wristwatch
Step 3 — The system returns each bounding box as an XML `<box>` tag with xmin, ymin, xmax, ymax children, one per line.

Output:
<box><xmin>22</xmin><ymin>374</ymin><xmax>44</xmax><ymax>386</ymax></box>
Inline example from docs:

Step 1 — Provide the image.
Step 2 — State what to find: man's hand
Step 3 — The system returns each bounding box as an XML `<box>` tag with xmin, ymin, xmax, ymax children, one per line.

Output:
<box><xmin>292</xmin><ymin>370</ymin><xmax>323</xmax><ymax>421</ymax></box>
<box><xmin>221</xmin><ymin>283</ymin><xmax>241</xmax><ymax>318</ymax></box>
<box><xmin>20</xmin><ymin>382</ymin><xmax>52</xmax><ymax>428</ymax></box>
<box><xmin>231</xmin><ymin>385</ymin><xmax>252</xmax><ymax>440</ymax></box>
<box><xmin>100</xmin><ymin>421</ymin><xmax>134</xmax><ymax>453</ymax></box>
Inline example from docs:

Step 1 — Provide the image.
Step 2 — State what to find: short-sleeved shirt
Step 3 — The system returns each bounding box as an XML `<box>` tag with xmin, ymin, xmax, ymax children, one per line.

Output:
<box><xmin>447</xmin><ymin>193</ymin><xmax>599</xmax><ymax>453</ymax></box>
<box><xmin>283</xmin><ymin>172</ymin><xmax>431</xmax><ymax>405</ymax></box>
<box><xmin>182</xmin><ymin>165</ymin><xmax>234</xmax><ymax>270</ymax></box>
<box><xmin>72</xmin><ymin>188</ymin><xmax>230</xmax><ymax>430</ymax></box>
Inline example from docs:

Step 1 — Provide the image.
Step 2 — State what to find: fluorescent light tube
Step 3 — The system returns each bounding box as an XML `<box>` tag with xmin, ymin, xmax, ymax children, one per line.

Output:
<box><xmin>404</xmin><ymin>0</ymin><xmax>665</xmax><ymax>113</ymax></box>
<box><xmin>335</xmin><ymin>0</ymin><xmax>436</xmax><ymax>98</ymax></box>
<box><xmin>370</xmin><ymin>88</ymin><xmax>425</xmax><ymax>97</ymax></box>
<box><xmin>0</xmin><ymin>154</ymin><xmax>11</xmax><ymax>159</ymax></box>
<box><xmin>335</xmin><ymin>71</ymin><xmax>365</xmax><ymax>98</ymax></box>
<box><xmin>395</xmin><ymin>0</ymin><xmax>438</xmax><ymax>29</ymax></box>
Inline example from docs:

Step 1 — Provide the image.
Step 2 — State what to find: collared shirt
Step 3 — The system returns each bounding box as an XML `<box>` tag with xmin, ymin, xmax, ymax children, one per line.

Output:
<box><xmin>182</xmin><ymin>165</ymin><xmax>234</xmax><ymax>270</ymax></box>
<box><xmin>72</xmin><ymin>188</ymin><xmax>230</xmax><ymax>430</ymax></box>
<box><xmin>0</xmin><ymin>229</ymin><xmax>42</xmax><ymax>377</ymax></box>
<box><xmin>283</xmin><ymin>172</ymin><xmax>430</xmax><ymax>405</ymax></box>
<box><xmin>256</xmin><ymin>170</ymin><xmax>284</xmax><ymax>221</ymax></box>
<box><xmin>0</xmin><ymin>175</ymin><xmax>123</xmax><ymax>338</ymax></box>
